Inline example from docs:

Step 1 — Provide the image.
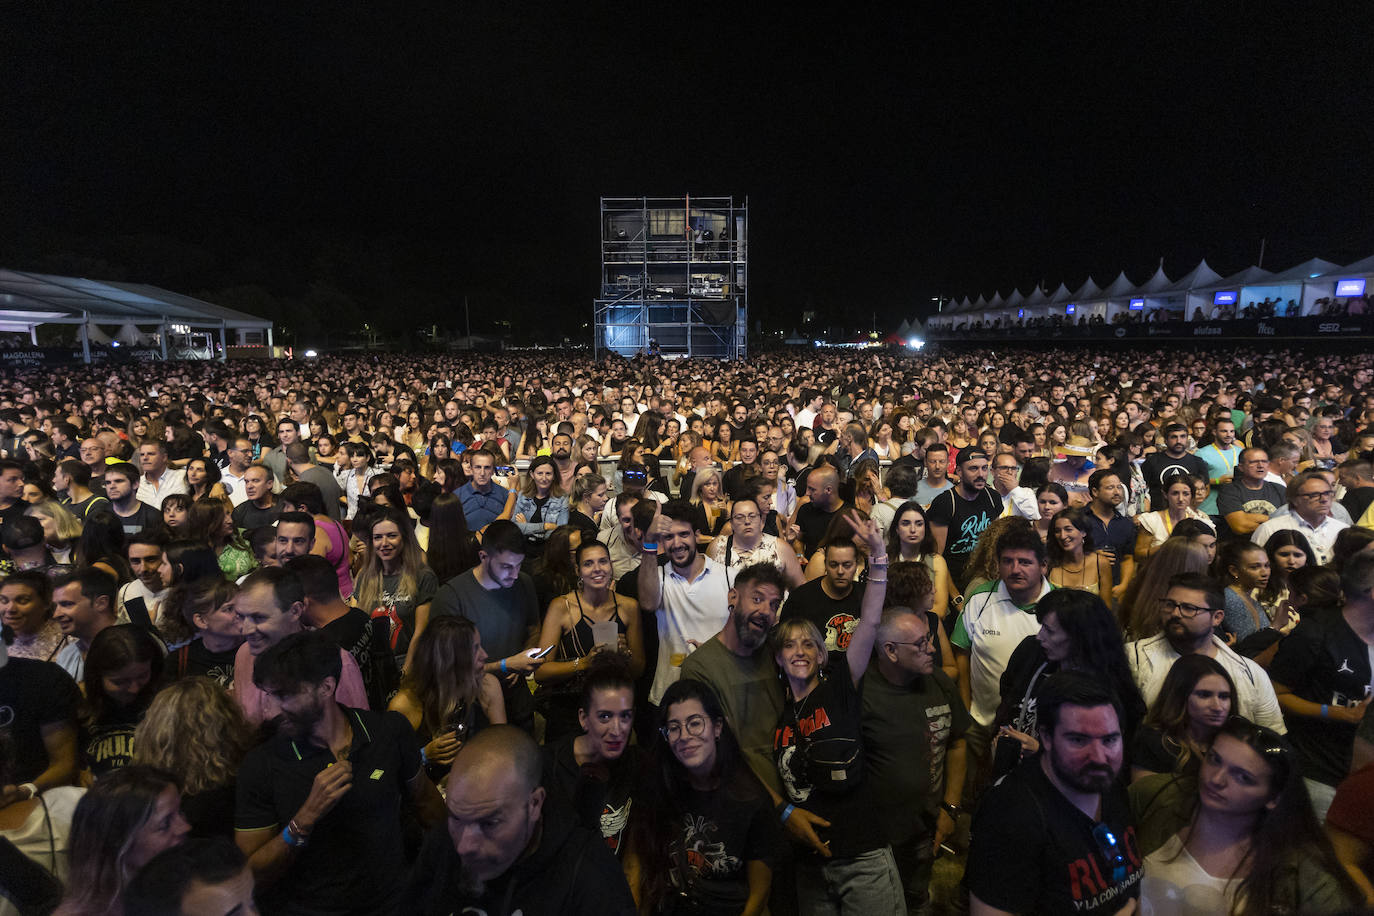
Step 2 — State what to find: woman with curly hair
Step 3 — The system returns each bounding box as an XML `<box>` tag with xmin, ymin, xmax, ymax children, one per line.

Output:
<box><xmin>183</xmin><ymin>456</ymin><xmax>229</xmax><ymax>504</ymax></box>
<box><xmin>132</xmin><ymin>678</ymin><xmax>253</xmax><ymax>838</ymax></box>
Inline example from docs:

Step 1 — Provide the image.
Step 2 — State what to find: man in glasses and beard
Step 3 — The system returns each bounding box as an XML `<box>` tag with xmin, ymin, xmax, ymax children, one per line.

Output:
<box><xmin>964</xmin><ymin>672</ymin><xmax>1143</xmax><ymax>916</ymax></box>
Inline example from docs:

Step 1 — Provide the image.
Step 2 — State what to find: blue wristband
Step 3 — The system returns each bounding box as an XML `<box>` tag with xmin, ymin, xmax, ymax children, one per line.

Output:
<box><xmin>780</xmin><ymin>804</ymin><xmax>795</xmax><ymax>823</ymax></box>
<box><xmin>500</xmin><ymin>659</ymin><xmax>508</xmax><ymax>675</ymax></box>
<box><xmin>282</xmin><ymin>825</ymin><xmax>305</xmax><ymax>848</ymax></box>
<box><xmin>420</xmin><ymin>747</ymin><xmax>429</xmax><ymax>767</ymax></box>
<box><xmin>1321</xmin><ymin>704</ymin><xmax>1329</xmax><ymax>718</ymax></box>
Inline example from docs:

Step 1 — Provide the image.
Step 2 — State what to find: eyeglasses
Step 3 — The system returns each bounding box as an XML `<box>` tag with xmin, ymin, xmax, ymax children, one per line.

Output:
<box><xmin>661</xmin><ymin>715</ymin><xmax>710</xmax><ymax>741</ymax></box>
<box><xmin>888</xmin><ymin>635</ymin><xmax>933</xmax><ymax>651</ymax></box>
<box><xmin>1299</xmin><ymin>490</ymin><xmax>1334</xmax><ymax>501</ymax></box>
<box><xmin>1157</xmin><ymin>598</ymin><xmax>1214</xmax><ymax>618</ymax></box>
<box><xmin>993</xmin><ymin>465</ymin><xmax>1018</xmax><ymax>473</ymax></box>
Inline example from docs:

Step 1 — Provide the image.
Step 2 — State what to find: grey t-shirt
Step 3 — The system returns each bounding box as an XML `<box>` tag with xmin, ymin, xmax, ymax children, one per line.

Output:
<box><xmin>430</xmin><ymin>569</ymin><xmax>539</xmax><ymax>659</ymax></box>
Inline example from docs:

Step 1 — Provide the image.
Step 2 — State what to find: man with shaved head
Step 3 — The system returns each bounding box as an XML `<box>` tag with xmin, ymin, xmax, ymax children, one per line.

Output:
<box><xmin>794</xmin><ymin>463</ymin><xmax>845</xmax><ymax>557</ymax></box>
<box><xmin>403</xmin><ymin>725</ymin><xmax>635</xmax><ymax>915</ymax></box>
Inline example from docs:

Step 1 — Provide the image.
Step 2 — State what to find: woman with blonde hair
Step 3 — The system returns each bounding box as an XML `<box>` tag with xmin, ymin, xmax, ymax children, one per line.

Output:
<box><xmin>132</xmin><ymin>678</ymin><xmax>253</xmax><ymax>838</ymax></box>
<box><xmin>687</xmin><ymin>466</ymin><xmax>729</xmax><ymax>543</ymax></box>
<box><xmin>24</xmin><ymin>499</ymin><xmax>83</xmax><ymax>564</ymax></box>
<box><xmin>353</xmin><ymin>505</ymin><xmax>437</xmax><ymax>671</ymax></box>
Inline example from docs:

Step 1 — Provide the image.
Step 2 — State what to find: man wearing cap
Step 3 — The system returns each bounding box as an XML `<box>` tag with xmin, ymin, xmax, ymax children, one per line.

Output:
<box><xmin>927</xmin><ymin>448</ymin><xmax>1002</xmax><ymax>590</ymax></box>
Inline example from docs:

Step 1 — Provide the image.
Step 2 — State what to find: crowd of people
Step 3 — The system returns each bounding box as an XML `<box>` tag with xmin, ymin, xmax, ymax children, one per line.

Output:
<box><xmin>0</xmin><ymin>342</ymin><xmax>1373</xmax><ymax>915</ymax></box>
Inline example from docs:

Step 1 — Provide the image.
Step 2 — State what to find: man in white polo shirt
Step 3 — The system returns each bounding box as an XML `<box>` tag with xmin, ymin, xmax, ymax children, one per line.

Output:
<box><xmin>1126</xmin><ymin>571</ymin><xmax>1286</xmax><ymax>733</ymax></box>
<box><xmin>638</xmin><ymin>499</ymin><xmax>731</xmax><ymax>707</ymax></box>
<box><xmin>951</xmin><ymin>522</ymin><xmax>1053</xmax><ymax>784</ymax></box>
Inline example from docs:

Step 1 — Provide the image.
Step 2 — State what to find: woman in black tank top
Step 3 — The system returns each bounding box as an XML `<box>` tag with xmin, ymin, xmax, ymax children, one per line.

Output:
<box><xmin>533</xmin><ymin>540</ymin><xmax>645</xmax><ymax>742</ymax></box>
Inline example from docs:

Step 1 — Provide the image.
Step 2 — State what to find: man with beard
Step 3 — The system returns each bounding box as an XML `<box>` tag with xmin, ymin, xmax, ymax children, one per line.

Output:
<box><xmin>235</xmin><ymin>630</ymin><xmax>444</xmax><ymax>916</ymax></box>
<box><xmin>1125</xmin><ymin>572</ymin><xmax>1286</xmax><ymax>733</ymax></box>
<box><xmin>1140</xmin><ymin>422</ymin><xmax>1209</xmax><ymax>510</ymax></box>
<box><xmin>639</xmin><ymin>500</ymin><xmax>732</xmax><ymax>709</ymax></box>
<box><xmin>403</xmin><ymin>726</ymin><xmax>635</xmax><ymax>915</ymax></box>
<box><xmin>927</xmin><ymin>448</ymin><xmax>1002</xmax><ymax>591</ymax></box>
<box><xmin>549</xmin><ymin>431</ymin><xmax>577</xmax><ymax>492</ymax></box>
<box><xmin>964</xmin><ymin>672</ymin><xmax>1143</xmax><ymax>915</ymax></box>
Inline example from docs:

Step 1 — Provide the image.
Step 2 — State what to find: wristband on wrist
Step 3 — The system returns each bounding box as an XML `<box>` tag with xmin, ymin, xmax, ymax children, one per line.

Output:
<box><xmin>420</xmin><ymin>747</ymin><xmax>429</xmax><ymax>767</ymax></box>
<box><xmin>500</xmin><ymin>658</ymin><xmax>509</xmax><ymax>675</ymax></box>
<box><xmin>940</xmin><ymin>802</ymin><xmax>961</xmax><ymax>817</ymax></box>
<box><xmin>867</xmin><ymin>577</ymin><xmax>887</xmax><ymax>584</ymax></box>
<box><xmin>282</xmin><ymin>822</ymin><xmax>308</xmax><ymax>848</ymax></box>
<box><xmin>642</xmin><ymin>541</ymin><xmax>659</xmax><ymax>552</ymax></box>
<box><xmin>780</xmin><ymin>803</ymin><xmax>796</xmax><ymax>823</ymax></box>
<box><xmin>18</xmin><ymin>783</ymin><xmax>37</xmax><ymax>800</ymax></box>
<box><xmin>1321</xmin><ymin>704</ymin><xmax>1329</xmax><ymax>718</ymax></box>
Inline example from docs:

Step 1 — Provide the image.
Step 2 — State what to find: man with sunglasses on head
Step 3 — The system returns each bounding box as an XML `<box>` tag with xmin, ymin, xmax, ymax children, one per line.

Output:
<box><xmin>1125</xmin><ymin>572</ymin><xmax>1285</xmax><ymax>733</ymax></box>
<box><xmin>965</xmin><ymin>672</ymin><xmax>1142</xmax><ymax>916</ymax></box>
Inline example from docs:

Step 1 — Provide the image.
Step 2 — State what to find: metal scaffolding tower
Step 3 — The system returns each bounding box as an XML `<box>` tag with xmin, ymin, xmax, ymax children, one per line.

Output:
<box><xmin>593</xmin><ymin>195</ymin><xmax>748</xmax><ymax>359</ymax></box>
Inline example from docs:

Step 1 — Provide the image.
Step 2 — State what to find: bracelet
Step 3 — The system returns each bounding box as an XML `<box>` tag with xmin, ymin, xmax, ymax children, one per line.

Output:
<box><xmin>780</xmin><ymin>803</ymin><xmax>796</xmax><ymax>823</ymax></box>
<box><xmin>420</xmin><ymin>747</ymin><xmax>428</xmax><ymax>767</ymax></box>
<box><xmin>940</xmin><ymin>802</ymin><xmax>961</xmax><ymax>817</ymax></box>
<box><xmin>641</xmin><ymin>541</ymin><xmax>659</xmax><ymax>552</ymax></box>
<box><xmin>18</xmin><ymin>783</ymin><xmax>37</xmax><ymax>800</ymax></box>
<box><xmin>500</xmin><ymin>659</ymin><xmax>508</xmax><ymax>675</ymax></box>
<box><xmin>288</xmin><ymin>818</ymin><xmax>311</xmax><ymax>838</ymax></box>
<box><xmin>1321</xmin><ymin>704</ymin><xmax>1329</xmax><ymax>718</ymax></box>
<box><xmin>869</xmin><ymin>555</ymin><xmax>889</xmax><ymax>566</ymax></box>
<box><xmin>867</xmin><ymin>577</ymin><xmax>887</xmax><ymax>584</ymax></box>
<box><xmin>282</xmin><ymin>823</ymin><xmax>308</xmax><ymax>848</ymax></box>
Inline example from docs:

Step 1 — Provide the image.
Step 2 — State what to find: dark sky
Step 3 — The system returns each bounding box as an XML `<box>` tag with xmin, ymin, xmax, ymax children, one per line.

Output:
<box><xmin>4</xmin><ymin>5</ymin><xmax>1373</xmax><ymax>339</ymax></box>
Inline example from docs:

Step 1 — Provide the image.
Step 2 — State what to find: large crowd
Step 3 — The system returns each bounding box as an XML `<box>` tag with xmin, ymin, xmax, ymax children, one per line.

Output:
<box><xmin>1</xmin><ymin>343</ymin><xmax>1373</xmax><ymax>916</ymax></box>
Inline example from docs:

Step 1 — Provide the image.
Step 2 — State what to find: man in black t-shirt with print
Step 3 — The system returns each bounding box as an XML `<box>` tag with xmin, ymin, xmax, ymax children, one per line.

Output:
<box><xmin>779</xmin><ymin>541</ymin><xmax>865</xmax><ymax>655</ymax></box>
<box><xmin>965</xmin><ymin>671</ymin><xmax>1142</xmax><ymax>915</ymax></box>
<box><xmin>927</xmin><ymin>448</ymin><xmax>1002</xmax><ymax>590</ymax></box>
<box><xmin>1140</xmin><ymin>423</ymin><xmax>1209</xmax><ymax>510</ymax></box>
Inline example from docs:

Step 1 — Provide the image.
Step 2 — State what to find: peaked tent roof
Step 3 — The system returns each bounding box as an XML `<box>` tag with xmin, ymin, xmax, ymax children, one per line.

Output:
<box><xmin>1004</xmin><ymin>288</ymin><xmax>1027</xmax><ymax>308</ymax></box>
<box><xmin>1102</xmin><ymin>271</ymin><xmax>1136</xmax><ymax>298</ymax></box>
<box><xmin>1072</xmin><ymin>277</ymin><xmax>1103</xmax><ymax>301</ymax></box>
<box><xmin>0</xmin><ymin>269</ymin><xmax>271</xmax><ymax>328</ymax></box>
<box><xmin>1199</xmin><ymin>265</ymin><xmax>1274</xmax><ymax>291</ymax></box>
<box><xmin>895</xmin><ymin>318</ymin><xmax>911</xmax><ymax>336</ymax></box>
<box><xmin>1134</xmin><ymin>265</ymin><xmax>1173</xmax><ymax>295</ymax></box>
<box><xmin>1319</xmin><ymin>254</ymin><xmax>1374</xmax><ymax>276</ymax></box>
<box><xmin>1162</xmin><ymin>259</ymin><xmax>1223</xmax><ymax>294</ymax></box>
<box><xmin>987</xmin><ymin>291</ymin><xmax>1005</xmax><ymax>308</ymax></box>
<box><xmin>1261</xmin><ymin>257</ymin><xmax>1342</xmax><ymax>283</ymax></box>
<box><xmin>1025</xmin><ymin>286</ymin><xmax>1049</xmax><ymax>306</ymax></box>
<box><xmin>1048</xmin><ymin>282</ymin><xmax>1073</xmax><ymax>304</ymax></box>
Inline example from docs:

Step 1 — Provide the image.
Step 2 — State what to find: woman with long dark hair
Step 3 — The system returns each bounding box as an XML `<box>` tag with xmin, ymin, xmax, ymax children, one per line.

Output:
<box><xmin>1046</xmin><ymin>507</ymin><xmax>1116</xmax><ymax>604</ymax></box>
<box><xmin>423</xmin><ymin>492</ymin><xmax>479</xmax><ymax>584</ymax></box>
<box><xmin>623</xmin><ymin>679</ymin><xmax>783</xmax><ymax>915</ymax></box>
<box><xmin>885</xmin><ymin>499</ymin><xmax>953</xmax><ymax>620</ymax></box>
<box><xmin>991</xmin><ymin>588</ymin><xmax>1146</xmax><ymax>780</ymax></box>
<box><xmin>54</xmin><ymin>766</ymin><xmax>190</xmax><ymax>916</ymax></box>
<box><xmin>354</xmin><ymin>505</ymin><xmax>436</xmax><ymax>670</ymax></box>
<box><xmin>184</xmin><ymin>457</ymin><xmax>228</xmax><ymax>503</ymax></box>
<box><xmin>73</xmin><ymin>508</ymin><xmax>134</xmax><ymax>584</ymax></box>
<box><xmin>79</xmin><ymin>625</ymin><xmax>164</xmax><ymax>779</ymax></box>
<box><xmin>1131</xmin><ymin>717</ymin><xmax>1360</xmax><ymax>914</ymax></box>
<box><xmin>184</xmin><ymin>498</ymin><xmax>255</xmax><ymax>581</ymax></box>
<box><xmin>1131</xmin><ymin>655</ymin><xmax>1239</xmax><ymax>781</ymax></box>
<box><xmin>388</xmin><ymin>616</ymin><xmax>505</xmax><ymax>782</ymax></box>
<box><xmin>533</xmin><ymin>539</ymin><xmax>644</xmax><ymax>743</ymax></box>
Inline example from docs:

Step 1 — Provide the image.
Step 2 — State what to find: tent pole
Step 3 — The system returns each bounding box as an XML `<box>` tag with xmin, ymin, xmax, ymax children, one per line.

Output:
<box><xmin>159</xmin><ymin>319</ymin><xmax>169</xmax><ymax>360</ymax></box>
<box><xmin>80</xmin><ymin>313</ymin><xmax>91</xmax><ymax>364</ymax></box>
<box><xmin>29</xmin><ymin>326</ymin><xmax>38</xmax><ymax>345</ymax></box>
<box><xmin>219</xmin><ymin>322</ymin><xmax>228</xmax><ymax>362</ymax></box>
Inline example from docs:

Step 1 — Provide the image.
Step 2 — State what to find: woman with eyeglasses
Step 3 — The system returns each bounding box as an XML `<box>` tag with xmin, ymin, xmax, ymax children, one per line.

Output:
<box><xmin>623</xmin><ymin>679</ymin><xmax>783</xmax><ymax>916</ymax></box>
<box><xmin>706</xmin><ymin>495</ymin><xmax>805</xmax><ymax>589</ymax></box>
<box><xmin>1130</xmin><ymin>716</ymin><xmax>1361</xmax><ymax>914</ymax></box>
<box><xmin>533</xmin><ymin>539</ymin><xmax>643</xmax><ymax>743</ymax></box>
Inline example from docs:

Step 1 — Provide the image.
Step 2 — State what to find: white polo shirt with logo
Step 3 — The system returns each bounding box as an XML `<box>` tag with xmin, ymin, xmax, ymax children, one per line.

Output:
<box><xmin>951</xmin><ymin>577</ymin><xmax>1054</xmax><ymax>726</ymax></box>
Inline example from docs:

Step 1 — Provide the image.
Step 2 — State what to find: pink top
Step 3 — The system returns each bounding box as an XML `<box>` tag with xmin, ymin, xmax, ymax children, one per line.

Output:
<box><xmin>317</xmin><ymin>516</ymin><xmax>354</xmax><ymax>599</ymax></box>
<box><xmin>232</xmin><ymin>642</ymin><xmax>370</xmax><ymax>725</ymax></box>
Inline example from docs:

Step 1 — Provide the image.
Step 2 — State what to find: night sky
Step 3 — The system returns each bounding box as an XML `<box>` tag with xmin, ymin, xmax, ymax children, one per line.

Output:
<box><xmin>5</xmin><ymin>5</ymin><xmax>1373</xmax><ymax>342</ymax></box>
